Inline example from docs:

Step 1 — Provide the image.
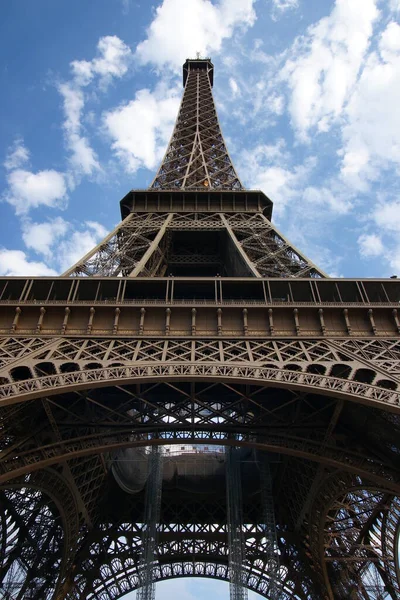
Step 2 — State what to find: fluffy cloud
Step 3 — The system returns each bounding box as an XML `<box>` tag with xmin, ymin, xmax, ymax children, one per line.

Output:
<box><xmin>59</xmin><ymin>36</ymin><xmax>132</xmax><ymax>176</ymax></box>
<box><xmin>3</xmin><ymin>140</ymin><xmax>68</xmax><ymax>215</ymax></box>
<box><xmin>373</xmin><ymin>199</ymin><xmax>400</xmax><ymax>233</ymax></box>
<box><xmin>238</xmin><ymin>140</ymin><xmax>316</xmax><ymax>217</ymax></box>
<box><xmin>58</xmin><ymin>82</ymin><xmax>100</xmax><ymax>176</ymax></box>
<box><xmin>4</xmin><ymin>168</ymin><xmax>67</xmax><ymax>215</ymax></box>
<box><xmin>4</xmin><ymin>140</ymin><xmax>30</xmax><ymax>171</ymax></box>
<box><xmin>103</xmin><ymin>86</ymin><xmax>180</xmax><ymax>173</ymax></box>
<box><xmin>340</xmin><ymin>21</ymin><xmax>400</xmax><ymax>190</ymax></box>
<box><xmin>270</xmin><ymin>0</ymin><xmax>298</xmax><ymax>20</ymax></box>
<box><xmin>229</xmin><ymin>77</ymin><xmax>240</xmax><ymax>97</ymax></box>
<box><xmin>282</xmin><ymin>0</ymin><xmax>379</xmax><ymax>139</ymax></box>
<box><xmin>71</xmin><ymin>35</ymin><xmax>132</xmax><ymax>89</ymax></box>
<box><xmin>22</xmin><ymin>217</ymin><xmax>69</xmax><ymax>257</ymax></box>
<box><xmin>0</xmin><ymin>250</ymin><xmax>57</xmax><ymax>276</ymax></box>
<box><xmin>58</xmin><ymin>221</ymin><xmax>108</xmax><ymax>272</ymax></box>
<box><xmin>12</xmin><ymin>218</ymin><xmax>109</xmax><ymax>274</ymax></box>
<box><xmin>303</xmin><ymin>186</ymin><xmax>351</xmax><ymax>215</ymax></box>
<box><xmin>136</xmin><ymin>0</ymin><xmax>256</xmax><ymax>69</ymax></box>
<box><xmin>358</xmin><ymin>233</ymin><xmax>384</xmax><ymax>258</ymax></box>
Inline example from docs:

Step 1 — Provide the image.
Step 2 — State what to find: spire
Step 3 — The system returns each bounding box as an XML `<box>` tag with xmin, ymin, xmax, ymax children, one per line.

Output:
<box><xmin>62</xmin><ymin>57</ymin><xmax>325</xmax><ymax>279</ymax></box>
<box><xmin>151</xmin><ymin>58</ymin><xmax>243</xmax><ymax>191</ymax></box>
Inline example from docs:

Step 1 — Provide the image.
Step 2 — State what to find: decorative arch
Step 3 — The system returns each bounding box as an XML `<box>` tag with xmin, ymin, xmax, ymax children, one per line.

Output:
<box><xmin>1</xmin><ymin>362</ymin><xmax>399</xmax><ymax>411</ymax></box>
<box><xmin>65</xmin><ymin>529</ymin><xmax>317</xmax><ymax>600</ymax></box>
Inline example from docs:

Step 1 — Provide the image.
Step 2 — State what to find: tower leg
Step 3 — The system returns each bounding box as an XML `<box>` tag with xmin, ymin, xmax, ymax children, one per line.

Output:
<box><xmin>137</xmin><ymin>446</ymin><xmax>163</xmax><ymax>600</ymax></box>
<box><xmin>226</xmin><ymin>447</ymin><xmax>248</xmax><ymax>600</ymax></box>
<box><xmin>259</xmin><ymin>458</ymin><xmax>281</xmax><ymax>599</ymax></box>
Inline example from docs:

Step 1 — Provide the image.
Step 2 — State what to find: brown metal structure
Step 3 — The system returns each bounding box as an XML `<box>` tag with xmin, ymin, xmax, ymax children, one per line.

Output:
<box><xmin>1</xmin><ymin>58</ymin><xmax>400</xmax><ymax>600</ymax></box>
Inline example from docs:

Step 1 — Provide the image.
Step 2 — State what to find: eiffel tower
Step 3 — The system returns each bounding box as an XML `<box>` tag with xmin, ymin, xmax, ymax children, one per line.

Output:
<box><xmin>1</xmin><ymin>57</ymin><xmax>400</xmax><ymax>600</ymax></box>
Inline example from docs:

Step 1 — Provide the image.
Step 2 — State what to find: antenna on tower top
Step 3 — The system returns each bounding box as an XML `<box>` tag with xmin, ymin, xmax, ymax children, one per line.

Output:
<box><xmin>196</xmin><ymin>51</ymin><xmax>201</xmax><ymax>59</ymax></box>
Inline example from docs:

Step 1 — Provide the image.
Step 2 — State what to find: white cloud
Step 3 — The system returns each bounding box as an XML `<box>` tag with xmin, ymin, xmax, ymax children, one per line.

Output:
<box><xmin>358</xmin><ymin>233</ymin><xmax>384</xmax><ymax>257</ymax></box>
<box><xmin>389</xmin><ymin>0</ymin><xmax>400</xmax><ymax>13</ymax></box>
<box><xmin>103</xmin><ymin>86</ymin><xmax>180</xmax><ymax>173</ymax></box>
<box><xmin>71</xmin><ymin>35</ymin><xmax>132</xmax><ymax>89</ymax></box>
<box><xmin>270</xmin><ymin>0</ymin><xmax>299</xmax><ymax>20</ymax></box>
<box><xmin>120</xmin><ymin>0</ymin><xmax>131</xmax><ymax>14</ymax></box>
<box><xmin>4</xmin><ymin>168</ymin><xmax>67</xmax><ymax>215</ymax></box>
<box><xmin>136</xmin><ymin>0</ymin><xmax>256</xmax><ymax>69</ymax></box>
<box><xmin>58</xmin><ymin>221</ymin><xmax>108</xmax><ymax>272</ymax></box>
<box><xmin>92</xmin><ymin>36</ymin><xmax>132</xmax><ymax>86</ymax></box>
<box><xmin>239</xmin><ymin>140</ymin><xmax>316</xmax><ymax>217</ymax></box>
<box><xmin>59</xmin><ymin>83</ymin><xmax>84</xmax><ymax>133</ymax></box>
<box><xmin>22</xmin><ymin>217</ymin><xmax>69</xmax><ymax>258</ymax></box>
<box><xmin>0</xmin><ymin>249</ymin><xmax>57</xmax><ymax>276</ymax></box>
<box><xmin>282</xmin><ymin>0</ymin><xmax>379</xmax><ymax>139</ymax></box>
<box><xmin>68</xmin><ymin>133</ymin><xmax>101</xmax><ymax>176</ymax></box>
<box><xmin>303</xmin><ymin>185</ymin><xmax>351</xmax><ymax>215</ymax></box>
<box><xmin>340</xmin><ymin>21</ymin><xmax>400</xmax><ymax>190</ymax></box>
<box><xmin>4</xmin><ymin>140</ymin><xmax>30</xmax><ymax>171</ymax></box>
<box><xmin>14</xmin><ymin>218</ymin><xmax>108</xmax><ymax>274</ymax></box>
<box><xmin>251</xmin><ymin>78</ymin><xmax>285</xmax><ymax>120</ymax></box>
<box><xmin>388</xmin><ymin>249</ymin><xmax>400</xmax><ymax>274</ymax></box>
<box><xmin>373</xmin><ymin>199</ymin><xmax>400</xmax><ymax>233</ymax></box>
<box><xmin>85</xmin><ymin>221</ymin><xmax>108</xmax><ymax>238</ymax></box>
<box><xmin>59</xmin><ymin>36</ymin><xmax>132</xmax><ymax>176</ymax></box>
<box><xmin>229</xmin><ymin>77</ymin><xmax>240</xmax><ymax>97</ymax></box>
<box><xmin>70</xmin><ymin>60</ymin><xmax>93</xmax><ymax>87</ymax></box>
<box><xmin>58</xmin><ymin>83</ymin><xmax>100</xmax><ymax>176</ymax></box>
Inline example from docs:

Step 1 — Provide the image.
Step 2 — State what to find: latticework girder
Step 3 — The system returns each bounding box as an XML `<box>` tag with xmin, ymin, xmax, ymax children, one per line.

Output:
<box><xmin>137</xmin><ymin>446</ymin><xmax>163</xmax><ymax>600</ymax></box>
<box><xmin>151</xmin><ymin>60</ymin><xmax>242</xmax><ymax>191</ymax></box>
<box><xmin>226</xmin><ymin>447</ymin><xmax>248</xmax><ymax>600</ymax></box>
<box><xmin>62</xmin><ymin>211</ymin><xmax>324</xmax><ymax>279</ymax></box>
<box><xmin>259</xmin><ymin>458</ymin><xmax>281</xmax><ymax>600</ymax></box>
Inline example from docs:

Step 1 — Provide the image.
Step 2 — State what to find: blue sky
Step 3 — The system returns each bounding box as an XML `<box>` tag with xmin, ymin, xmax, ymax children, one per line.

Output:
<box><xmin>1</xmin><ymin>0</ymin><xmax>400</xmax><ymax>598</ymax></box>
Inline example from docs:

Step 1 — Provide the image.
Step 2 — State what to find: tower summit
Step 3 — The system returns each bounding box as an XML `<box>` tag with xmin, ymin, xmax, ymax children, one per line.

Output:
<box><xmin>1</xmin><ymin>59</ymin><xmax>400</xmax><ymax>600</ymax></box>
<box><xmin>66</xmin><ymin>58</ymin><xmax>324</xmax><ymax>279</ymax></box>
<box><xmin>151</xmin><ymin>57</ymin><xmax>240</xmax><ymax>190</ymax></box>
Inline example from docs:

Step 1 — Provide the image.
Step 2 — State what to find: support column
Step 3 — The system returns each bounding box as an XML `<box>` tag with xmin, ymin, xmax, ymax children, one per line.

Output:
<box><xmin>259</xmin><ymin>459</ymin><xmax>281</xmax><ymax>600</ymax></box>
<box><xmin>226</xmin><ymin>446</ymin><xmax>248</xmax><ymax>600</ymax></box>
<box><xmin>137</xmin><ymin>446</ymin><xmax>163</xmax><ymax>600</ymax></box>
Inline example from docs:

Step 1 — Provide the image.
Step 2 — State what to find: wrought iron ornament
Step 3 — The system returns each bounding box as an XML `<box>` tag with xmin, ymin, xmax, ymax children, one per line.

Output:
<box><xmin>1</xmin><ymin>58</ymin><xmax>400</xmax><ymax>600</ymax></box>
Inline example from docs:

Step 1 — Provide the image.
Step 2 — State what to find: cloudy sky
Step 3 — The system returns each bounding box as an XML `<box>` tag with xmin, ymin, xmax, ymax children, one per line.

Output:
<box><xmin>1</xmin><ymin>0</ymin><xmax>400</xmax><ymax>281</ymax></box>
<box><xmin>1</xmin><ymin>0</ymin><xmax>400</xmax><ymax>597</ymax></box>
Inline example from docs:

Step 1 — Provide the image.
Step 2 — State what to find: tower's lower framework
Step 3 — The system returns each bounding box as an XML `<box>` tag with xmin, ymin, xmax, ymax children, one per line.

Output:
<box><xmin>1</xmin><ymin>269</ymin><xmax>400</xmax><ymax>600</ymax></box>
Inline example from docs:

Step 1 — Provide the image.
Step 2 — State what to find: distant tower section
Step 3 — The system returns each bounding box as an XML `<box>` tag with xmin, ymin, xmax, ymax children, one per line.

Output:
<box><xmin>151</xmin><ymin>58</ymin><xmax>243</xmax><ymax>190</ymax></box>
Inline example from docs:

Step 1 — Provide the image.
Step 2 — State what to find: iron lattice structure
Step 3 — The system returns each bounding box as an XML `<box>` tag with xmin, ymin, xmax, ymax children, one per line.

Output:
<box><xmin>1</xmin><ymin>58</ymin><xmax>400</xmax><ymax>600</ymax></box>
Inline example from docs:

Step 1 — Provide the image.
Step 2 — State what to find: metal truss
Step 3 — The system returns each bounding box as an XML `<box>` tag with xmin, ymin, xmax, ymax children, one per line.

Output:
<box><xmin>62</xmin><ymin>213</ymin><xmax>173</xmax><ymax>277</ymax></box>
<box><xmin>137</xmin><ymin>446</ymin><xmax>163</xmax><ymax>600</ymax></box>
<box><xmin>258</xmin><ymin>459</ymin><xmax>280</xmax><ymax>600</ymax></box>
<box><xmin>1</xmin><ymin>369</ymin><xmax>400</xmax><ymax>597</ymax></box>
<box><xmin>0</xmin><ymin>338</ymin><xmax>399</xmax><ymax>417</ymax></box>
<box><xmin>0</xmin><ymin>470</ymin><xmax>79</xmax><ymax>600</ymax></box>
<box><xmin>226</xmin><ymin>447</ymin><xmax>248</xmax><ymax>600</ymax></box>
<box><xmin>60</xmin><ymin>490</ymin><xmax>320</xmax><ymax>600</ymax></box>
<box><xmin>61</xmin><ymin>212</ymin><xmax>324</xmax><ymax>279</ymax></box>
<box><xmin>151</xmin><ymin>61</ymin><xmax>242</xmax><ymax>191</ymax></box>
<box><xmin>308</xmin><ymin>473</ymin><xmax>400</xmax><ymax>599</ymax></box>
<box><xmin>220</xmin><ymin>213</ymin><xmax>324</xmax><ymax>278</ymax></box>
